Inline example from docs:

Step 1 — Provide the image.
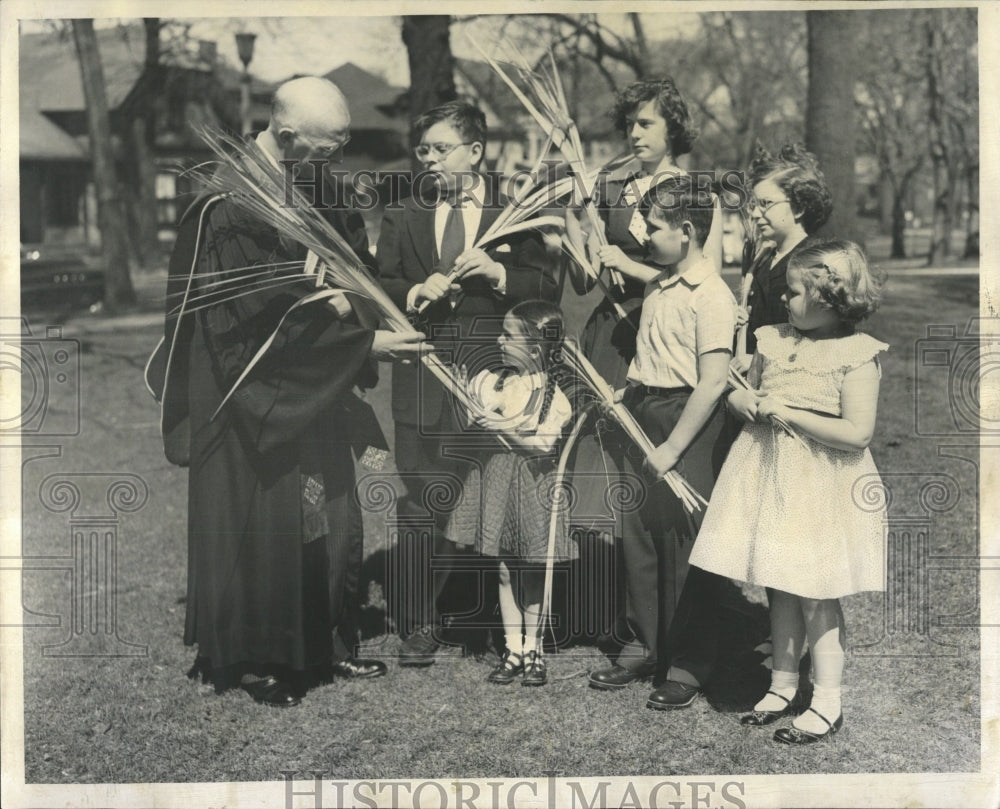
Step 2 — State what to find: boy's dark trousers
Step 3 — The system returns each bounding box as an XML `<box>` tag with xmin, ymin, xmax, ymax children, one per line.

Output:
<box><xmin>621</xmin><ymin>386</ymin><xmax>729</xmax><ymax>687</ymax></box>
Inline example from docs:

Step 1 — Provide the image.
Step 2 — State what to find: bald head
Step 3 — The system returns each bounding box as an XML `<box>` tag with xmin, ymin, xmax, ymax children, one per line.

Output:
<box><xmin>265</xmin><ymin>76</ymin><xmax>352</xmax><ymax>166</ymax></box>
<box><xmin>271</xmin><ymin>76</ymin><xmax>351</xmax><ymax>133</ymax></box>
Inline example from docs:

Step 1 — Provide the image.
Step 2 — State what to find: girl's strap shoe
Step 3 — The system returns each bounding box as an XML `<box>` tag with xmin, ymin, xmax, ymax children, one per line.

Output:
<box><xmin>487</xmin><ymin>650</ymin><xmax>524</xmax><ymax>685</ymax></box>
<box><xmin>773</xmin><ymin>708</ymin><xmax>843</xmax><ymax>744</ymax></box>
<box><xmin>739</xmin><ymin>690</ymin><xmax>801</xmax><ymax>727</ymax></box>
<box><xmin>521</xmin><ymin>650</ymin><xmax>547</xmax><ymax>687</ymax></box>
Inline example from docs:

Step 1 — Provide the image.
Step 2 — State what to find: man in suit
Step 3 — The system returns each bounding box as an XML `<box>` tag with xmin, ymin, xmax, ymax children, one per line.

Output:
<box><xmin>377</xmin><ymin>101</ymin><xmax>559</xmax><ymax>666</ymax></box>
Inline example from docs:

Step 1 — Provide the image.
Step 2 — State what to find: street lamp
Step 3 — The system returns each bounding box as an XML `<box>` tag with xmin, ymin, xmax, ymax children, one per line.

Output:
<box><xmin>235</xmin><ymin>32</ymin><xmax>257</xmax><ymax>136</ymax></box>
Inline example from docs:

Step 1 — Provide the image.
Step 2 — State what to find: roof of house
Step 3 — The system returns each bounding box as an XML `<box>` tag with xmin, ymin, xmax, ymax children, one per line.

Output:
<box><xmin>322</xmin><ymin>62</ymin><xmax>407</xmax><ymax>132</ymax></box>
<box><xmin>18</xmin><ymin>25</ymin><xmax>273</xmax><ymax>158</ymax></box>
<box><xmin>19</xmin><ymin>100</ymin><xmax>89</xmax><ymax>161</ymax></box>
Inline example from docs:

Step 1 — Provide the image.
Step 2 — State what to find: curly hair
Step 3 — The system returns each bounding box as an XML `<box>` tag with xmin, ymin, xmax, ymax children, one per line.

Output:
<box><xmin>506</xmin><ymin>300</ymin><xmax>566</xmax><ymax>427</ymax></box>
<box><xmin>789</xmin><ymin>240</ymin><xmax>886</xmax><ymax>327</ymax></box>
<box><xmin>748</xmin><ymin>142</ymin><xmax>833</xmax><ymax>234</ymax></box>
<box><xmin>610</xmin><ymin>78</ymin><xmax>698</xmax><ymax>158</ymax></box>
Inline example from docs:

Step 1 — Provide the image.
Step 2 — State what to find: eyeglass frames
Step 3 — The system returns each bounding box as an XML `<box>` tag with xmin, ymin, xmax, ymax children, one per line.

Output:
<box><xmin>413</xmin><ymin>141</ymin><xmax>476</xmax><ymax>160</ymax></box>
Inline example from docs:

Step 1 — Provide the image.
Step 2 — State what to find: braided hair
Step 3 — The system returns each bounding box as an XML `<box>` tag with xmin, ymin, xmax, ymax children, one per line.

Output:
<box><xmin>500</xmin><ymin>300</ymin><xmax>566</xmax><ymax>427</ymax></box>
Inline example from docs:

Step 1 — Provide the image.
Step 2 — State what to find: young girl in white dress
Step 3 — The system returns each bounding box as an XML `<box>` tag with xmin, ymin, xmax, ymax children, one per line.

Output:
<box><xmin>446</xmin><ymin>300</ymin><xmax>573</xmax><ymax>687</ymax></box>
<box><xmin>689</xmin><ymin>240</ymin><xmax>888</xmax><ymax>744</ymax></box>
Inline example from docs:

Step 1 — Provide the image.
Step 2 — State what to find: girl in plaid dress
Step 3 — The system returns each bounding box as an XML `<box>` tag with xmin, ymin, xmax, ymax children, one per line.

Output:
<box><xmin>446</xmin><ymin>301</ymin><xmax>573</xmax><ymax>686</ymax></box>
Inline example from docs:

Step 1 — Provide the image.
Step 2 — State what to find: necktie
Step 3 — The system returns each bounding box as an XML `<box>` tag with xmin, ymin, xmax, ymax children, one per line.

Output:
<box><xmin>438</xmin><ymin>198</ymin><xmax>466</xmax><ymax>273</ymax></box>
<box><xmin>438</xmin><ymin>198</ymin><xmax>466</xmax><ymax>310</ymax></box>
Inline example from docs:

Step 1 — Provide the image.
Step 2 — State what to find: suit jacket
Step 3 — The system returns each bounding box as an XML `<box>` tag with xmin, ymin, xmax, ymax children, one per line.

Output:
<box><xmin>377</xmin><ymin>182</ymin><xmax>558</xmax><ymax>427</ymax></box>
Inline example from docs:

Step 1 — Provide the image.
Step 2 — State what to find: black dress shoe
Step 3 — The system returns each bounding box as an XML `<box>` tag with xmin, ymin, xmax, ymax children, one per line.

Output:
<box><xmin>740</xmin><ymin>690</ymin><xmax>802</xmax><ymax>727</ymax></box>
<box><xmin>521</xmin><ymin>650</ymin><xmax>547</xmax><ymax>687</ymax></box>
<box><xmin>487</xmin><ymin>650</ymin><xmax>524</xmax><ymax>685</ymax></box>
<box><xmin>242</xmin><ymin>676</ymin><xmax>300</xmax><ymax>708</ymax></box>
<box><xmin>588</xmin><ymin>661</ymin><xmax>655</xmax><ymax>691</ymax></box>
<box><xmin>399</xmin><ymin>625</ymin><xmax>441</xmax><ymax>667</ymax></box>
<box><xmin>646</xmin><ymin>680</ymin><xmax>701</xmax><ymax>710</ymax></box>
<box><xmin>331</xmin><ymin>658</ymin><xmax>387</xmax><ymax>680</ymax></box>
<box><xmin>773</xmin><ymin>708</ymin><xmax>843</xmax><ymax>744</ymax></box>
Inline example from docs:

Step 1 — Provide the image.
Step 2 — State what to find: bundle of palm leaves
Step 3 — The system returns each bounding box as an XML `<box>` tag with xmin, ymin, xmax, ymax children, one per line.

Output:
<box><xmin>470</xmin><ymin>37</ymin><xmax>635</xmax><ymax>297</ymax></box>
<box><xmin>180</xmin><ymin>125</ymin><xmax>516</xmax><ymax>442</ymax></box>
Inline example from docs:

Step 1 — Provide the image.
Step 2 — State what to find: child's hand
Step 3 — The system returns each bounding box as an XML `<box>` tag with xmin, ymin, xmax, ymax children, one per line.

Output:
<box><xmin>756</xmin><ymin>397</ymin><xmax>792</xmax><ymax>424</ymax></box>
<box><xmin>415</xmin><ymin>272</ymin><xmax>460</xmax><ymax>305</ymax></box>
<box><xmin>612</xmin><ymin>386</ymin><xmax>627</xmax><ymax>404</ymax></box>
<box><xmin>597</xmin><ymin>245</ymin><xmax>632</xmax><ymax>272</ymax></box>
<box><xmin>727</xmin><ymin>388</ymin><xmax>764</xmax><ymax>422</ymax></box>
<box><xmin>735</xmin><ymin>304</ymin><xmax>751</xmax><ymax>329</ymax></box>
<box><xmin>644</xmin><ymin>442</ymin><xmax>681</xmax><ymax>478</ymax></box>
<box><xmin>453</xmin><ymin>249</ymin><xmax>505</xmax><ymax>286</ymax></box>
<box><xmin>731</xmin><ymin>352</ymin><xmax>752</xmax><ymax>375</ymax></box>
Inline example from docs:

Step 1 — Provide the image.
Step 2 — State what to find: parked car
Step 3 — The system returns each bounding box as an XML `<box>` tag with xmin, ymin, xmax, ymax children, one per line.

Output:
<box><xmin>20</xmin><ymin>244</ymin><xmax>104</xmax><ymax>306</ymax></box>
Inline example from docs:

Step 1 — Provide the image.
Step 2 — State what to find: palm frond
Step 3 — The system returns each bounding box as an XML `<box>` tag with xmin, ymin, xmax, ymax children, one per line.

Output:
<box><xmin>186</xmin><ymin>125</ymin><xmax>530</xmax><ymax>449</ymax></box>
<box><xmin>560</xmin><ymin>340</ymin><xmax>707</xmax><ymax>513</ymax></box>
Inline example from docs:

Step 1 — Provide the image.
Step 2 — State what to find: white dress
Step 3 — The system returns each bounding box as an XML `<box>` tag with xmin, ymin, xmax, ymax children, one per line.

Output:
<box><xmin>689</xmin><ymin>324</ymin><xmax>889</xmax><ymax>599</ymax></box>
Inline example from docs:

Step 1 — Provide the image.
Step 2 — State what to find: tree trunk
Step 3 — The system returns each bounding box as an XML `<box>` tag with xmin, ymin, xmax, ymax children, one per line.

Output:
<box><xmin>402</xmin><ymin>16</ymin><xmax>456</xmax><ymax>124</ymax></box>
<box><xmin>925</xmin><ymin>13</ymin><xmax>952</xmax><ymax>266</ymax></box>
<box><xmin>805</xmin><ymin>11</ymin><xmax>859</xmax><ymax>243</ymax></box>
<box><xmin>963</xmin><ymin>161</ymin><xmax>979</xmax><ymax>258</ymax></box>
<box><xmin>401</xmin><ymin>16</ymin><xmax>457</xmax><ymax>174</ymax></box>
<box><xmin>72</xmin><ymin>19</ymin><xmax>136</xmax><ymax>312</ymax></box>
<box><xmin>135</xmin><ymin>18</ymin><xmax>162</xmax><ymax>263</ymax></box>
<box><xmin>890</xmin><ymin>186</ymin><xmax>906</xmax><ymax>259</ymax></box>
<box><xmin>629</xmin><ymin>13</ymin><xmax>651</xmax><ymax>78</ymax></box>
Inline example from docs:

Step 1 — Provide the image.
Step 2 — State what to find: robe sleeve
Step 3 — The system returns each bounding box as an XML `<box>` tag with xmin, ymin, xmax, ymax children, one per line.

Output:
<box><xmin>197</xmin><ymin>201</ymin><xmax>375</xmax><ymax>455</ymax></box>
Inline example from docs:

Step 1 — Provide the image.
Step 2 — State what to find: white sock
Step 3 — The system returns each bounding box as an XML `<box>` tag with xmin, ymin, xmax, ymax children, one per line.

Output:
<box><xmin>522</xmin><ymin>634</ymin><xmax>537</xmax><ymax>655</ymax></box>
<box><xmin>794</xmin><ymin>683</ymin><xmax>842</xmax><ymax>734</ymax></box>
<box><xmin>505</xmin><ymin>634</ymin><xmax>523</xmax><ymax>657</ymax></box>
<box><xmin>754</xmin><ymin>669</ymin><xmax>798</xmax><ymax>712</ymax></box>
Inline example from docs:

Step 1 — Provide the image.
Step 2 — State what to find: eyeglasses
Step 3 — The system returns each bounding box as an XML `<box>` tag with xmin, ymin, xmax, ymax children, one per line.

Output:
<box><xmin>414</xmin><ymin>142</ymin><xmax>475</xmax><ymax>160</ymax></box>
<box><xmin>749</xmin><ymin>196</ymin><xmax>789</xmax><ymax>214</ymax></box>
<box><xmin>298</xmin><ymin>131</ymin><xmax>351</xmax><ymax>159</ymax></box>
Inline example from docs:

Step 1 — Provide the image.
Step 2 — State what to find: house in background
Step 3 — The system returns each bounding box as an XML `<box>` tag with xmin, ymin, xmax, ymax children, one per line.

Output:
<box><xmin>18</xmin><ymin>26</ymin><xmax>273</xmax><ymax>249</ymax></box>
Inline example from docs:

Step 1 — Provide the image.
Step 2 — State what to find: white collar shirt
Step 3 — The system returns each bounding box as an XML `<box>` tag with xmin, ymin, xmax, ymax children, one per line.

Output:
<box><xmin>627</xmin><ymin>257</ymin><xmax>737</xmax><ymax>389</ymax></box>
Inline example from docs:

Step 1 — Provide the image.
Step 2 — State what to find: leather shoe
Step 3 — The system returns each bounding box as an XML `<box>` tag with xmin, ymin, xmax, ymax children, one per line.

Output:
<box><xmin>646</xmin><ymin>679</ymin><xmax>701</xmax><ymax>710</ymax></box>
<box><xmin>399</xmin><ymin>625</ymin><xmax>441</xmax><ymax>667</ymax></box>
<box><xmin>331</xmin><ymin>658</ymin><xmax>387</xmax><ymax>680</ymax></box>
<box><xmin>588</xmin><ymin>661</ymin><xmax>655</xmax><ymax>690</ymax></box>
<box><xmin>487</xmin><ymin>650</ymin><xmax>524</xmax><ymax>685</ymax></box>
<box><xmin>739</xmin><ymin>690</ymin><xmax>802</xmax><ymax>727</ymax></box>
<box><xmin>773</xmin><ymin>708</ymin><xmax>843</xmax><ymax>744</ymax></box>
<box><xmin>521</xmin><ymin>650</ymin><xmax>547</xmax><ymax>687</ymax></box>
<box><xmin>243</xmin><ymin>676</ymin><xmax>300</xmax><ymax>708</ymax></box>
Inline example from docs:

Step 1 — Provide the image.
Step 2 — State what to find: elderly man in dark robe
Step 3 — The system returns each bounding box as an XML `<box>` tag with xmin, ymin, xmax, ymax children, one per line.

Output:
<box><xmin>149</xmin><ymin>77</ymin><xmax>424</xmax><ymax>707</ymax></box>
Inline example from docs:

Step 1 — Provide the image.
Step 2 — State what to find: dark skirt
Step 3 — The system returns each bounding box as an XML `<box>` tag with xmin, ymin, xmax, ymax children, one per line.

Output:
<box><xmin>445</xmin><ymin>451</ymin><xmax>578</xmax><ymax>563</ymax></box>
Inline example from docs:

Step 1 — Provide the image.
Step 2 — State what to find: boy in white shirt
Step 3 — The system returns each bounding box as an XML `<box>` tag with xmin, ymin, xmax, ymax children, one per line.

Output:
<box><xmin>588</xmin><ymin>176</ymin><xmax>737</xmax><ymax>710</ymax></box>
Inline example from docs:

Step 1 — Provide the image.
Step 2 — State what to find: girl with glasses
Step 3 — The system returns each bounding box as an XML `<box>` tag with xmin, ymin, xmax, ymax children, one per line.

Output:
<box><xmin>740</xmin><ymin>143</ymin><xmax>834</xmax><ymax>363</ymax></box>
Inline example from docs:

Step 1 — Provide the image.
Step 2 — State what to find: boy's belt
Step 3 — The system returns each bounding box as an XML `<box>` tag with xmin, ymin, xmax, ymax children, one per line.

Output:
<box><xmin>634</xmin><ymin>384</ymin><xmax>693</xmax><ymax>397</ymax></box>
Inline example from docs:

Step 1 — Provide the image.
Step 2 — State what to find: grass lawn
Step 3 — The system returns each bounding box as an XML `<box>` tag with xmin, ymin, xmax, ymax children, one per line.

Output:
<box><xmin>15</xmin><ymin>271</ymin><xmax>983</xmax><ymax>783</ymax></box>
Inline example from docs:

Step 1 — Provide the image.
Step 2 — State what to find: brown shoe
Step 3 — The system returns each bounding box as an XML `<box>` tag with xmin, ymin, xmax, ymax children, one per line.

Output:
<box><xmin>399</xmin><ymin>626</ymin><xmax>441</xmax><ymax>667</ymax></box>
